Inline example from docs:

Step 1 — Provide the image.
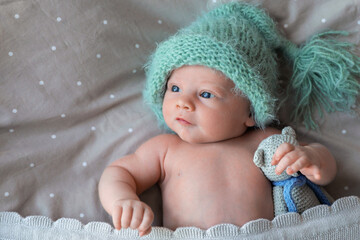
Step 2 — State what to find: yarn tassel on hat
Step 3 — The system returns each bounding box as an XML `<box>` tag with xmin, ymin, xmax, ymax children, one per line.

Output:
<box><xmin>284</xmin><ymin>31</ymin><xmax>360</xmax><ymax>129</ymax></box>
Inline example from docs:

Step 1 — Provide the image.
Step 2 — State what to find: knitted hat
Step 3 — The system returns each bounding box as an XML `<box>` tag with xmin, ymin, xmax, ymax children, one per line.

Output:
<box><xmin>144</xmin><ymin>2</ymin><xmax>360</xmax><ymax>129</ymax></box>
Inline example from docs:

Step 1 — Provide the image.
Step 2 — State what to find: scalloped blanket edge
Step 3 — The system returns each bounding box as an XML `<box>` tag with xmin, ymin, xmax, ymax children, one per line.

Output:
<box><xmin>1</xmin><ymin>196</ymin><xmax>360</xmax><ymax>240</ymax></box>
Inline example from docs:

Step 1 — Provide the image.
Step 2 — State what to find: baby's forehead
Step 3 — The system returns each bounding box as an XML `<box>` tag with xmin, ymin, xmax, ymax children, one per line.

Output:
<box><xmin>168</xmin><ymin>65</ymin><xmax>233</xmax><ymax>85</ymax></box>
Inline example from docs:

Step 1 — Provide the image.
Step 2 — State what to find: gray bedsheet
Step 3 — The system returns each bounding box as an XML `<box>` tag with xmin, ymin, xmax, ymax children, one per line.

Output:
<box><xmin>0</xmin><ymin>0</ymin><xmax>359</xmax><ymax>238</ymax></box>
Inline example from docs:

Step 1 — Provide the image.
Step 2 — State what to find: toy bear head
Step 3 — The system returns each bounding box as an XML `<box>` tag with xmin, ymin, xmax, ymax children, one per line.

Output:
<box><xmin>253</xmin><ymin>126</ymin><xmax>299</xmax><ymax>181</ymax></box>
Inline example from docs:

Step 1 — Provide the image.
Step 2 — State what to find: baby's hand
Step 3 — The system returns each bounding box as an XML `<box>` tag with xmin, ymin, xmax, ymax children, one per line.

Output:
<box><xmin>112</xmin><ymin>199</ymin><xmax>154</xmax><ymax>237</ymax></box>
<box><xmin>271</xmin><ymin>143</ymin><xmax>321</xmax><ymax>180</ymax></box>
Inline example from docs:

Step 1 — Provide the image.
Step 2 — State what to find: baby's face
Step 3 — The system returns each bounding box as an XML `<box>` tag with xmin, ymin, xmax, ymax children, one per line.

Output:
<box><xmin>162</xmin><ymin>65</ymin><xmax>255</xmax><ymax>144</ymax></box>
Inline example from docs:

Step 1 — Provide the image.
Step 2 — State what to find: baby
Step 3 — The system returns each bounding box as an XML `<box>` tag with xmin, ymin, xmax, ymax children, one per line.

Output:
<box><xmin>99</xmin><ymin>2</ymin><xmax>359</xmax><ymax>237</ymax></box>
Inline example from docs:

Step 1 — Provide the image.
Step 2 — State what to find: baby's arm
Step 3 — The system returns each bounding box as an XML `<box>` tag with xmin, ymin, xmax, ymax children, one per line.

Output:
<box><xmin>271</xmin><ymin>142</ymin><xmax>337</xmax><ymax>185</ymax></box>
<box><xmin>98</xmin><ymin>135</ymin><xmax>168</xmax><ymax>236</ymax></box>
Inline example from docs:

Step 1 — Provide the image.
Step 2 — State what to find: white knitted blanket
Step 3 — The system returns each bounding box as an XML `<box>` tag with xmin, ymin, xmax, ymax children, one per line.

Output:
<box><xmin>1</xmin><ymin>196</ymin><xmax>359</xmax><ymax>240</ymax></box>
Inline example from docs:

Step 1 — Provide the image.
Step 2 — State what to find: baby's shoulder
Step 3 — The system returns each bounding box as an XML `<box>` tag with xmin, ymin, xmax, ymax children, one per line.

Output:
<box><xmin>141</xmin><ymin>133</ymin><xmax>182</xmax><ymax>151</ymax></box>
<box><xmin>135</xmin><ymin>134</ymin><xmax>182</xmax><ymax>161</ymax></box>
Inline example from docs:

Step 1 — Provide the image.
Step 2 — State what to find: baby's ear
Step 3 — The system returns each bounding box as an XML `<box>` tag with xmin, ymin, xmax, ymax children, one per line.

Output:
<box><xmin>253</xmin><ymin>149</ymin><xmax>264</xmax><ymax>167</ymax></box>
<box><xmin>245</xmin><ymin>115</ymin><xmax>255</xmax><ymax>127</ymax></box>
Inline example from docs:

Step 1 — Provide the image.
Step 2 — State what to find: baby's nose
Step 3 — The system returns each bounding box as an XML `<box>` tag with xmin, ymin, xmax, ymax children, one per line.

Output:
<box><xmin>176</xmin><ymin>98</ymin><xmax>195</xmax><ymax>111</ymax></box>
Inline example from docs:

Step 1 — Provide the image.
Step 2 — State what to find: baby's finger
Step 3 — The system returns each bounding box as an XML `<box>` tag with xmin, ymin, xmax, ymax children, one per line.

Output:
<box><xmin>307</xmin><ymin>168</ymin><xmax>321</xmax><ymax>181</ymax></box>
<box><xmin>138</xmin><ymin>208</ymin><xmax>154</xmax><ymax>236</ymax></box>
<box><xmin>130</xmin><ymin>206</ymin><xmax>144</xmax><ymax>229</ymax></box>
<box><xmin>275</xmin><ymin>152</ymin><xmax>299</xmax><ymax>175</ymax></box>
<box><xmin>112</xmin><ymin>206</ymin><xmax>123</xmax><ymax>230</ymax></box>
<box><xmin>286</xmin><ymin>156</ymin><xmax>308</xmax><ymax>175</ymax></box>
<box><xmin>139</xmin><ymin>227</ymin><xmax>152</xmax><ymax>237</ymax></box>
<box><xmin>272</xmin><ymin>143</ymin><xmax>295</xmax><ymax>165</ymax></box>
<box><xmin>313</xmin><ymin>171</ymin><xmax>321</xmax><ymax>180</ymax></box>
<box><xmin>295</xmin><ymin>163</ymin><xmax>321</xmax><ymax>180</ymax></box>
<box><xmin>121</xmin><ymin>205</ymin><xmax>133</xmax><ymax>229</ymax></box>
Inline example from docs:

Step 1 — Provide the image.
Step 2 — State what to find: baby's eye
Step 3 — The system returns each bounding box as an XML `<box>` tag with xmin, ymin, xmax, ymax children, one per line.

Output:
<box><xmin>171</xmin><ymin>85</ymin><xmax>180</xmax><ymax>92</ymax></box>
<box><xmin>200</xmin><ymin>91</ymin><xmax>214</xmax><ymax>99</ymax></box>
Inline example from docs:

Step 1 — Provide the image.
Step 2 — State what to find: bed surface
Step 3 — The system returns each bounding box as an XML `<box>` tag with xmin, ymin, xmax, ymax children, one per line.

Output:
<box><xmin>1</xmin><ymin>0</ymin><xmax>359</xmax><ymax>238</ymax></box>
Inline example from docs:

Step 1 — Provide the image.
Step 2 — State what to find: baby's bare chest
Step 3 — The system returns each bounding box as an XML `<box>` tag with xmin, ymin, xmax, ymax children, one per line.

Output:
<box><xmin>159</xmin><ymin>142</ymin><xmax>273</xmax><ymax>229</ymax></box>
<box><xmin>161</xmin><ymin>143</ymin><xmax>264</xmax><ymax>193</ymax></box>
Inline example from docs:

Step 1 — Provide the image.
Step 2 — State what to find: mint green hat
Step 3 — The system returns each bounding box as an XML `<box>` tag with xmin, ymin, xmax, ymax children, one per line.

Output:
<box><xmin>144</xmin><ymin>2</ymin><xmax>360</xmax><ymax>129</ymax></box>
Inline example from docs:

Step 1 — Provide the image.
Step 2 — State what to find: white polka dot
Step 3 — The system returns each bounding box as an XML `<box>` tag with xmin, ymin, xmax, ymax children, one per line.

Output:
<box><xmin>132</xmin><ymin>69</ymin><xmax>137</xmax><ymax>74</ymax></box>
<box><xmin>49</xmin><ymin>193</ymin><xmax>55</xmax><ymax>198</ymax></box>
<box><xmin>14</xmin><ymin>14</ymin><xmax>19</xmax><ymax>19</ymax></box>
<box><xmin>135</xmin><ymin>44</ymin><xmax>140</xmax><ymax>49</ymax></box>
<box><xmin>103</xmin><ymin>20</ymin><xmax>108</xmax><ymax>25</ymax></box>
<box><xmin>321</xmin><ymin>18</ymin><xmax>327</xmax><ymax>23</ymax></box>
<box><xmin>51</xmin><ymin>134</ymin><xmax>57</xmax><ymax>139</ymax></box>
<box><xmin>61</xmin><ymin>114</ymin><xmax>66</xmax><ymax>118</ymax></box>
<box><xmin>213</xmin><ymin>0</ymin><xmax>217</xmax><ymax>2</ymax></box>
<box><xmin>96</xmin><ymin>54</ymin><xmax>101</xmax><ymax>59</ymax></box>
<box><xmin>77</xmin><ymin>81</ymin><xmax>82</xmax><ymax>86</ymax></box>
<box><xmin>284</xmin><ymin>23</ymin><xmax>289</xmax><ymax>28</ymax></box>
<box><xmin>109</xmin><ymin>94</ymin><xmax>115</xmax><ymax>99</ymax></box>
<box><xmin>128</xmin><ymin>128</ymin><xmax>133</xmax><ymax>133</ymax></box>
<box><xmin>9</xmin><ymin>129</ymin><xmax>15</xmax><ymax>133</ymax></box>
<box><xmin>12</xmin><ymin>109</ymin><xmax>17</xmax><ymax>113</ymax></box>
<box><xmin>8</xmin><ymin>51</ymin><xmax>14</xmax><ymax>57</ymax></box>
<box><xmin>4</xmin><ymin>192</ymin><xmax>10</xmax><ymax>197</ymax></box>
<box><xmin>51</xmin><ymin>46</ymin><xmax>57</xmax><ymax>51</ymax></box>
<box><xmin>39</xmin><ymin>80</ymin><xmax>44</xmax><ymax>85</ymax></box>
<box><xmin>91</xmin><ymin>126</ymin><xmax>96</xmax><ymax>131</ymax></box>
<box><xmin>80</xmin><ymin>213</ymin><xmax>85</xmax><ymax>218</ymax></box>
<box><xmin>57</xmin><ymin>17</ymin><xmax>62</xmax><ymax>22</ymax></box>
<box><xmin>30</xmin><ymin>163</ymin><xmax>35</xmax><ymax>167</ymax></box>
<box><xmin>357</xmin><ymin>20</ymin><xmax>360</xmax><ymax>25</ymax></box>
<box><xmin>82</xmin><ymin>162</ymin><xmax>87</xmax><ymax>167</ymax></box>
<box><xmin>158</xmin><ymin>20</ymin><xmax>162</xmax><ymax>24</ymax></box>
<box><xmin>344</xmin><ymin>186</ymin><xmax>349</xmax><ymax>191</ymax></box>
<box><xmin>341</xmin><ymin>129</ymin><xmax>347</xmax><ymax>134</ymax></box>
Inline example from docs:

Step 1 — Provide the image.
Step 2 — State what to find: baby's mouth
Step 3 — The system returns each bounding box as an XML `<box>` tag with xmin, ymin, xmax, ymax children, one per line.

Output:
<box><xmin>176</xmin><ymin>117</ymin><xmax>191</xmax><ymax>125</ymax></box>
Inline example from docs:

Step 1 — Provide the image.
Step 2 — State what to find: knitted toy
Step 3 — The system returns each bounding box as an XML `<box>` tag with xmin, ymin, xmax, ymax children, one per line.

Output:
<box><xmin>253</xmin><ymin>126</ymin><xmax>333</xmax><ymax>216</ymax></box>
<box><xmin>144</xmin><ymin>2</ymin><xmax>360</xmax><ymax>130</ymax></box>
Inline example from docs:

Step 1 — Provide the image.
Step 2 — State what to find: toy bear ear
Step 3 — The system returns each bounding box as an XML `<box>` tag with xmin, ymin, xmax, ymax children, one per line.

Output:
<box><xmin>282</xmin><ymin>126</ymin><xmax>296</xmax><ymax>137</ymax></box>
<box><xmin>253</xmin><ymin>149</ymin><xmax>265</xmax><ymax>167</ymax></box>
